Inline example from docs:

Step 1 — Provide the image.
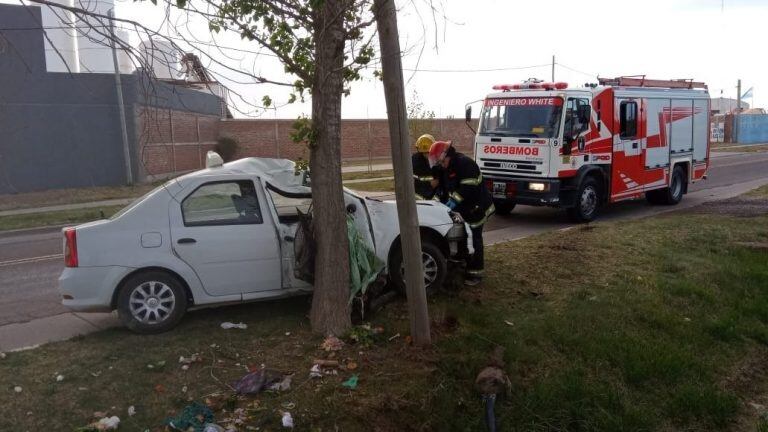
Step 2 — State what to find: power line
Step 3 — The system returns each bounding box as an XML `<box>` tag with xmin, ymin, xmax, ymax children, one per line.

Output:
<box><xmin>555</xmin><ymin>62</ymin><xmax>598</xmax><ymax>78</ymax></box>
<box><xmin>402</xmin><ymin>63</ymin><xmax>551</xmax><ymax>73</ymax></box>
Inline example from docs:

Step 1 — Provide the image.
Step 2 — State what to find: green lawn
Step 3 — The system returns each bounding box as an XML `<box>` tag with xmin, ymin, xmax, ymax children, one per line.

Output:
<box><xmin>0</xmin><ymin>205</ymin><xmax>126</xmax><ymax>231</ymax></box>
<box><xmin>346</xmin><ymin>178</ymin><xmax>395</xmax><ymax>192</ymax></box>
<box><xmin>2</xmin><ymin>196</ymin><xmax>768</xmax><ymax>430</ymax></box>
<box><xmin>341</xmin><ymin>169</ymin><xmax>393</xmax><ymax>181</ymax></box>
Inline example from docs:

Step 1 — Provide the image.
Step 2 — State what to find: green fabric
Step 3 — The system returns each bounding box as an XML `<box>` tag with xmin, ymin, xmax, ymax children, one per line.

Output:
<box><xmin>347</xmin><ymin>215</ymin><xmax>385</xmax><ymax>303</ymax></box>
<box><xmin>165</xmin><ymin>402</ymin><xmax>215</xmax><ymax>431</ymax></box>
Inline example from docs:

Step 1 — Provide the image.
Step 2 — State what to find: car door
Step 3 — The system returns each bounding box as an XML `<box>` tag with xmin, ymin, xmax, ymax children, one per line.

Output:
<box><xmin>170</xmin><ymin>178</ymin><xmax>281</xmax><ymax>297</ymax></box>
<box><xmin>611</xmin><ymin>98</ymin><xmax>644</xmax><ymax>198</ymax></box>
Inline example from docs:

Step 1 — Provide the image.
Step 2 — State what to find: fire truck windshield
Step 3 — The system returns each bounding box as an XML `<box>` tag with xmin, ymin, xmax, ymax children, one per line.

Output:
<box><xmin>479</xmin><ymin>97</ymin><xmax>563</xmax><ymax>138</ymax></box>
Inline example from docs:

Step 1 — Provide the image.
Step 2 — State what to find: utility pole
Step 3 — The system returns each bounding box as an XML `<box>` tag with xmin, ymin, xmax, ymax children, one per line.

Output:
<box><xmin>551</xmin><ymin>55</ymin><xmax>555</xmax><ymax>82</ymax></box>
<box><xmin>373</xmin><ymin>0</ymin><xmax>431</xmax><ymax>346</ymax></box>
<box><xmin>109</xmin><ymin>9</ymin><xmax>133</xmax><ymax>185</ymax></box>
<box><xmin>736</xmin><ymin>79</ymin><xmax>741</xmax><ymax>143</ymax></box>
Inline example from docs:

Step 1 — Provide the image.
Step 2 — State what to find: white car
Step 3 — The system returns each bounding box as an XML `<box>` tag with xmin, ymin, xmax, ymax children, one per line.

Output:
<box><xmin>59</xmin><ymin>156</ymin><xmax>471</xmax><ymax>333</ymax></box>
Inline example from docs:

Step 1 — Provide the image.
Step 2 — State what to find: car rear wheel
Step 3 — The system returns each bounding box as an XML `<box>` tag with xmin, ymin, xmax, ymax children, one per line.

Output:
<box><xmin>117</xmin><ymin>271</ymin><xmax>188</xmax><ymax>334</ymax></box>
<box><xmin>390</xmin><ymin>240</ymin><xmax>447</xmax><ymax>295</ymax></box>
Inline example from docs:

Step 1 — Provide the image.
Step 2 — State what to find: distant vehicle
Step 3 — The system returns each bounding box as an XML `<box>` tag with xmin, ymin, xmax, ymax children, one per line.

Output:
<box><xmin>59</xmin><ymin>156</ymin><xmax>470</xmax><ymax>333</ymax></box>
<box><xmin>466</xmin><ymin>76</ymin><xmax>711</xmax><ymax>221</ymax></box>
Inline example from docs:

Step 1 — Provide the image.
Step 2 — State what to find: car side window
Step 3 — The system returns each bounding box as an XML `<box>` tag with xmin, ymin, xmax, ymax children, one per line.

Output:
<box><xmin>182</xmin><ymin>180</ymin><xmax>263</xmax><ymax>226</ymax></box>
<box><xmin>620</xmin><ymin>101</ymin><xmax>638</xmax><ymax>139</ymax></box>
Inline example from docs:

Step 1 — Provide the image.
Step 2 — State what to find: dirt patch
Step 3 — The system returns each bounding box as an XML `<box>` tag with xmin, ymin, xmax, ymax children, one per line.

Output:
<box><xmin>687</xmin><ymin>196</ymin><xmax>768</xmax><ymax>217</ymax></box>
<box><xmin>721</xmin><ymin>346</ymin><xmax>768</xmax><ymax>431</ymax></box>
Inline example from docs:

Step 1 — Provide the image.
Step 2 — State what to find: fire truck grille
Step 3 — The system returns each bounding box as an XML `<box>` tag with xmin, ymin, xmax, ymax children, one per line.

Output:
<box><xmin>480</xmin><ymin>158</ymin><xmax>543</xmax><ymax>175</ymax></box>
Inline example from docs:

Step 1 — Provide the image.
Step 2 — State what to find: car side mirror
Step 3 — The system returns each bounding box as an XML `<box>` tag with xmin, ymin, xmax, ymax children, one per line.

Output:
<box><xmin>465</xmin><ymin>106</ymin><xmax>472</xmax><ymax>123</ymax></box>
<box><xmin>577</xmin><ymin>104</ymin><xmax>591</xmax><ymax>124</ymax></box>
<box><xmin>346</xmin><ymin>203</ymin><xmax>357</xmax><ymax>214</ymax></box>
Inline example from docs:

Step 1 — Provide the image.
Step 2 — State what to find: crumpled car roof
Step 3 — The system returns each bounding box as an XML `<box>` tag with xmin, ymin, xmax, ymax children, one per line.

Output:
<box><xmin>176</xmin><ymin>157</ymin><xmax>311</xmax><ymax>194</ymax></box>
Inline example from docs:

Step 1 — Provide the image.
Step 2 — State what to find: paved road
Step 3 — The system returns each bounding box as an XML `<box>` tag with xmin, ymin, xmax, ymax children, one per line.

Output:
<box><xmin>1</xmin><ymin>151</ymin><xmax>767</xmax><ymax>327</ymax></box>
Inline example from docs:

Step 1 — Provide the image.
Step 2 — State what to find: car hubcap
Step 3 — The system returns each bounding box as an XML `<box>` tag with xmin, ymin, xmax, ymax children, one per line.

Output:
<box><xmin>129</xmin><ymin>281</ymin><xmax>175</xmax><ymax>324</ymax></box>
<box><xmin>581</xmin><ymin>186</ymin><xmax>598</xmax><ymax>216</ymax></box>
<box><xmin>401</xmin><ymin>252</ymin><xmax>439</xmax><ymax>287</ymax></box>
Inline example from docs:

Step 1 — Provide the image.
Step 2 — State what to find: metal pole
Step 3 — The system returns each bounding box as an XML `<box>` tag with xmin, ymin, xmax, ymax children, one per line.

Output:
<box><xmin>109</xmin><ymin>9</ymin><xmax>133</xmax><ymax>185</ymax></box>
<box><xmin>551</xmin><ymin>55</ymin><xmax>555</xmax><ymax>82</ymax></box>
<box><xmin>736</xmin><ymin>79</ymin><xmax>741</xmax><ymax>143</ymax></box>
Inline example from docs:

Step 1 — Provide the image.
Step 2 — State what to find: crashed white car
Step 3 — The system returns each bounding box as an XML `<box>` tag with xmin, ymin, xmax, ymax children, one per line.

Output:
<box><xmin>59</xmin><ymin>156</ymin><xmax>471</xmax><ymax>333</ymax></box>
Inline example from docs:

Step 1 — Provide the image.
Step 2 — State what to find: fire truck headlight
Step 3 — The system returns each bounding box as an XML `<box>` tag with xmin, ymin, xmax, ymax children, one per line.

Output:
<box><xmin>528</xmin><ymin>182</ymin><xmax>548</xmax><ymax>192</ymax></box>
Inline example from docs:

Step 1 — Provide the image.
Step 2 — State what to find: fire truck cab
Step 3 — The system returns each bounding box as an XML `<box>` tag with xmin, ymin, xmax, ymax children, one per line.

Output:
<box><xmin>469</xmin><ymin>77</ymin><xmax>710</xmax><ymax>222</ymax></box>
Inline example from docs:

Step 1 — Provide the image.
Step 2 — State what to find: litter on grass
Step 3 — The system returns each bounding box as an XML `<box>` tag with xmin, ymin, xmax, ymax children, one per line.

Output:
<box><xmin>268</xmin><ymin>374</ymin><xmax>293</xmax><ymax>392</ymax></box>
<box><xmin>309</xmin><ymin>364</ymin><xmax>323</xmax><ymax>379</ymax></box>
<box><xmin>232</xmin><ymin>368</ymin><xmax>285</xmax><ymax>395</ymax></box>
<box><xmin>281</xmin><ymin>411</ymin><xmax>295</xmax><ymax>428</ymax></box>
<box><xmin>342</xmin><ymin>374</ymin><xmax>359</xmax><ymax>389</ymax></box>
<box><xmin>77</xmin><ymin>416</ymin><xmax>120</xmax><ymax>431</ymax></box>
<box><xmin>13</xmin><ymin>386</ymin><xmax>22</xmax><ymax>393</ymax></box>
<box><xmin>220</xmin><ymin>322</ymin><xmax>248</xmax><ymax>330</ymax></box>
<box><xmin>127</xmin><ymin>406</ymin><xmax>136</xmax><ymax>417</ymax></box>
<box><xmin>321</xmin><ymin>336</ymin><xmax>344</xmax><ymax>351</ymax></box>
<box><xmin>56</xmin><ymin>374</ymin><xmax>64</xmax><ymax>382</ymax></box>
<box><xmin>179</xmin><ymin>353</ymin><xmax>202</xmax><ymax>364</ymax></box>
<box><xmin>166</xmin><ymin>402</ymin><xmax>214</xmax><ymax>431</ymax></box>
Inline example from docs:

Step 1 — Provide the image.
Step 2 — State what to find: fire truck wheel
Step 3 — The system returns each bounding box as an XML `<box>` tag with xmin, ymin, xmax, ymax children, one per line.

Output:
<box><xmin>566</xmin><ymin>176</ymin><xmax>601</xmax><ymax>223</ymax></box>
<box><xmin>660</xmin><ymin>166</ymin><xmax>685</xmax><ymax>205</ymax></box>
<box><xmin>390</xmin><ymin>240</ymin><xmax>447</xmax><ymax>296</ymax></box>
<box><xmin>493</xmin><ymin>200</ymin><xmax>516</xmax><ymax>216</ymax></box>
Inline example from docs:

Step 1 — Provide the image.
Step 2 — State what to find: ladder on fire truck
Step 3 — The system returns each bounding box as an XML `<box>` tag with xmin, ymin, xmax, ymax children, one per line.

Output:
<box><xmin>598</xmin><ymin>76</ymin><xmax>707</xmax><ymax>90</ymax></box>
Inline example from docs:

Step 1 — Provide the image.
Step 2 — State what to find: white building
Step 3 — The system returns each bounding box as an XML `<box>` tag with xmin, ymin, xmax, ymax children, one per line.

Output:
<box><xmin>711</xmin><ymin>97</ymin><xmax>750</xmax><ymax>114</ymax></box>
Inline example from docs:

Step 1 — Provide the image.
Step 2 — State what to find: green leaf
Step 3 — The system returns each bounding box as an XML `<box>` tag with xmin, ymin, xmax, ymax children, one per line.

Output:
<box><xmin>175</xmin><ymin>0</ymin><xmax>186</xmax><ymax>8</ymax></box>
<box><xmin>262</xmin><ymin>95</ymin><xmax>272</xmax><ymax>108</ymax></box>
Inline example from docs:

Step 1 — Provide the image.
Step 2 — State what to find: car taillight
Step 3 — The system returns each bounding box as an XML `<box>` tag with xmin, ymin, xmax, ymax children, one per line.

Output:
<box><xmin>64</xmin><ymin>228</ymin><xmax>78</xmax><ymax>267</ymax></box>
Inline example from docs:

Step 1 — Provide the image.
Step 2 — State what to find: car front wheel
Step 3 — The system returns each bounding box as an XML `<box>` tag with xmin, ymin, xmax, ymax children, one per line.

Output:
<box><xmin>566</xmin><ymin>176</ymin><xmax>601</xmax><ymax>222</ymax></box>
<box><xmin>390</xmin><ymin>240</ymin><xmax>447</xmax><ymax>295</ymax></box>
<box><xmin>117</xmin><ymin>271</ymin><xmax>188</xmax><ymax>334</ymax></box>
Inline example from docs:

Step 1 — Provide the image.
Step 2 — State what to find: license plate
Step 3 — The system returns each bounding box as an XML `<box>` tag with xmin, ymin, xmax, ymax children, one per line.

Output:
<box><xmin>492</xmin><ymin>182</ymin><xmax>507</xmax><ymax>198</ymax></box>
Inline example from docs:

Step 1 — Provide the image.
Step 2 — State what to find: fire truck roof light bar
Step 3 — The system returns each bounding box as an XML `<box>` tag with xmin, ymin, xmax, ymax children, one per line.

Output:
<box><xmin>492</xmin><ymin>82</ymin><xmax>568</xmax><ymax>91</ymax></box>
<box><xmin>597</xmin><ymin>76</ymin><xmax>707</xmax><ymax>90</ymax></box>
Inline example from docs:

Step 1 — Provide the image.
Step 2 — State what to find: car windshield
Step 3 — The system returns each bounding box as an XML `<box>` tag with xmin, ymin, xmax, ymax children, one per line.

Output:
<box><xmin>479</xmin><ymin>97</ymin><xmax>563</xmax><ymax>138</ymax></box>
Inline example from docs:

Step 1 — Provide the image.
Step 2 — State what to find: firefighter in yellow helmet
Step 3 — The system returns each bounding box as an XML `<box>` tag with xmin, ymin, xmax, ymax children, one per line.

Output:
<box><xmin>412</xmin><ymin>134</ymin><xmax>438</xmax><ymax>200</ymax></box>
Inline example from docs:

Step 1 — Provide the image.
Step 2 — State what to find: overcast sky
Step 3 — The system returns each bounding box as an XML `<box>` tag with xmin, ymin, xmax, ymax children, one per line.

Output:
<box><xmin>26</xmin><ymin>0</ymin><xmax>768</xmax><ymax>118</ymax></box>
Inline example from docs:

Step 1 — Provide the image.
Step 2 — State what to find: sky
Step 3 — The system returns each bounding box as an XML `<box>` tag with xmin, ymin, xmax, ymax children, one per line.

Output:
<box><xmin>15</xmin><ymin>0</ymin><xmax>768</xmax><ymax>118</ymax></box>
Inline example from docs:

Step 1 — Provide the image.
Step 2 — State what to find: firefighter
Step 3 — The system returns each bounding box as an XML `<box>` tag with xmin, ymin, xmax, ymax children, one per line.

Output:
<box><xmin>412</xmin><ymin>134</ymin><xmax>438</xmax><ymax>200</ymax></box>
<box><xmin>428</xmin><ymin>140</ymin><xmax>495</xmax><ymax>286</ymax></box>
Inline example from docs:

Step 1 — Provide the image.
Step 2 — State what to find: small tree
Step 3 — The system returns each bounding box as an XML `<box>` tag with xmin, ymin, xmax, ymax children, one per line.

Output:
<box><xmin>407</xmin><ymin>90</ymin><xmax>436</xmax><ymax>140</ymax></box>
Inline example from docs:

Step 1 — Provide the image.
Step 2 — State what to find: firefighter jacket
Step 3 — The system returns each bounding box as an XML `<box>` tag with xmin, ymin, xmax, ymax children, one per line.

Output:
<box><xmin>411</xmin><ymin>152</ymin><xmax>435</xmax><ymax>200</ymax></box>
<box><xmin>445</xmin><ymin>153</ymin><xmax>495</xmax><ymax>228</ymax></box>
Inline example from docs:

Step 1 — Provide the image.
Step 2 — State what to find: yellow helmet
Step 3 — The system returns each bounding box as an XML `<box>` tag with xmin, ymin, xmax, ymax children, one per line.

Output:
<box><xmin>415</xmin><ymin>134</ymin><xmax>435</xmax><ymax>153</ymax></box>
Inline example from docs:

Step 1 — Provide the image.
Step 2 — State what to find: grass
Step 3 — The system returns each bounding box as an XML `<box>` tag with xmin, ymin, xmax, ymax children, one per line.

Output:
<box><xmin>341</xmin><ymin>169</ymin><xmax>394</xmax><ymax>181</ymax></box>
<box><xmin>0</xmin><ymin>205</ymin><xmax>126</xmax><ymax>231</ymax></box>
<box><xmin>346</xmin><ymin>178</ymin><xmax>395</xmax><ymax>192</ymax></box>
<box><xmin>748</xmin><ymin>184</ymin><xmax>768</xmax><ymax>198</ymax></box>
<box><xmin>0</xmin><ymin>183</ymin><xmax>161</xmax><ymax>212</ymax></box>
<box><xmin>712</xmin><ymin>143</ymin><xmax>768</xmax><ymax>153</ymax></box>
<box><xmin>2</xmin><ymin>202</ymin><xmax>768</xmax><ymax>430</ymax></box>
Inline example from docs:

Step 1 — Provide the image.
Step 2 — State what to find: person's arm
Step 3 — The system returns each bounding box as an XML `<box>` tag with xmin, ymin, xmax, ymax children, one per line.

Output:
<box><xmin>450</xmin><ymin>159</ymin><xmax>483</xmax><ymax>214</ymax></box>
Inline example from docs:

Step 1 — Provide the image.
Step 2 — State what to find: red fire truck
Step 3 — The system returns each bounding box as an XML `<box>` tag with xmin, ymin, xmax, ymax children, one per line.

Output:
<box><xmin>466</xmin><ymin>76</ymin><xmax>711</xmax><ymax>221</ymax></box>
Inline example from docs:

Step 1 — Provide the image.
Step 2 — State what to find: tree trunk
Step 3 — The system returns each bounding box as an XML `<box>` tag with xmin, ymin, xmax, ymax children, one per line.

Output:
<box><xmin>374</xmin><ymin>0</ymin><xmax>431</xmax><ymax>346</ymax></box>
<box><xmin>308</xmin><ymin>0</ymin><xmax>351</xmax><ymax>336</ymax></box>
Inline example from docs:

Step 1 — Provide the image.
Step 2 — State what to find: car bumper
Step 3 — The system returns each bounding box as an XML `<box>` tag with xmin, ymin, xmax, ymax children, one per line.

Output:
<box><xmin>59</xmin><ymin>266</ymin><xmax>132</xmax><ymax>312</ymax></box>
<box><xmin>486</xmin><ymin>177</ymin><xmax>561</xmax><ymax>206</ymax></box>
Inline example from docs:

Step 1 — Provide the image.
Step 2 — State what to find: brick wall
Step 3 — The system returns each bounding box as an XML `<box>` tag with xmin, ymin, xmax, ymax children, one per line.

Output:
<box><xmin>137</xmin><ymin>116</ymin><xmax>478</xmax><ymax>178</ymax></box>
<box><xmin>218</xmin><ymin>117</ymin><xmax>477</xmax><ymax>162</ymax></box>
<box><xmin>135</xmin><ymin>106</ymin><xmax>220</xmax><ymax>180</ymax></box>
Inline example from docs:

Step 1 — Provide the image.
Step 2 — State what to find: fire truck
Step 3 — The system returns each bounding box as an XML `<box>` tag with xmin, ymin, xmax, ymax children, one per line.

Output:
<box><xmin>466</xmin><ymin>76</ymin><xmax>711</xmax><ymax>222</ymax></box>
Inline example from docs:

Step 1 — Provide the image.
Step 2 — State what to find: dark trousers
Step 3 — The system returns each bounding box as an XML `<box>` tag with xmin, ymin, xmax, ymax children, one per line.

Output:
<box><xmin>467</xmin><ymin>225</ymin><xmax>484</xmax><ymax>276</ymax></box>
